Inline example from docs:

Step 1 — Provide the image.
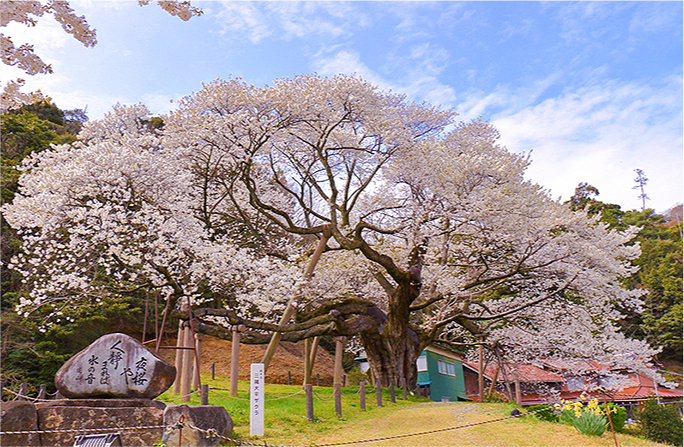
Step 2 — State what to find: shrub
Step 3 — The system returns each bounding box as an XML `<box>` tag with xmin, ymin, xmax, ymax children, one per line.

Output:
<box><xmin>345</xmin><ymin>367</ymin><xmax>369</xmax><ymax>386</ymax></box>
<box><xmin>636</xmin><ymin>398</ymin><xmax>683</xmax><ymax>447</ymax></box>
<box><xmin>599</xmin><ymin>403</ymin><xmax>627</xmax><ymax>432</ymax></box>
<box><xmin>526</xmin><ymin>404</ymin><xmax>559</xmax><ymax>423</ymax></box>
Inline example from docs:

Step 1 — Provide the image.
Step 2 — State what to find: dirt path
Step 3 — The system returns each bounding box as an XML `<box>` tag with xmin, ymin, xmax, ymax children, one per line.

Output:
<box><xmin>305</xmin><ymin>402</ymin><xmax>667</xmax><ymax>447</ymax></box>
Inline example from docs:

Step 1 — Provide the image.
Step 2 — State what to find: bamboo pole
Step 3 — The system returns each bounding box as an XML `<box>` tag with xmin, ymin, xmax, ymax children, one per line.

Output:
<box><xmin>262</xmin><ymin>228</ymin><xmax>330</xmax><ymax>371</ymax></box>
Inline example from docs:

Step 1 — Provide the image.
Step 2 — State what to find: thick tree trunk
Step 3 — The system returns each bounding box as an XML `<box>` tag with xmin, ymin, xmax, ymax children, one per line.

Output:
<box><xmin>361</xmin><ymin>327</ymin><xmax>420</xmax><ymax>389</ymax></box>
<box><xmin>359</xmin><ymin>278</ymin><xmax>423</xmax><ymax>389</ymax></box>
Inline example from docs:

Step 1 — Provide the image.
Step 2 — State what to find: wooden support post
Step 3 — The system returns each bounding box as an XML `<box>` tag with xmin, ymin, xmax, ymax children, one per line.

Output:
<box><xmin>18</xmin><ymin>383</ymin><xmax>27</xmax><ymax>400</ymax></box>
<box><xmin>333</xmin><ymin>337</ymin><xmax>345</xmax><ymax>387</ymax></box>
<box><xmin>305</xmin><ymin>383</ymin><xmax>314</xmax><ymax>423</ymax></box>
<box><xmin>230</xmin><ymin>326</ymin><xmax>240</xmax><ymax>397</ymax></box>
<box><xmin>172</xmin><ymin>319</ymin><xmax>185</xmax><ymax>394</ymax></box>
<box><xmin>154</xmin><ymin>291</ymin><xmax>159</xmax><ymax>349</ymax></box>
<box><xmin>360</xmin><ymin>381</ymin><xmax>366</xmax><ymax>410</ymax></box>
<box><xmin>193</xmin><ymin>333</ymin><xmax>203</xmax><ymax>389</ymax></box>
<box><xmin>390</xmin><ymin>378</ymin><xmax>396</xmax><ymax>403</ymax></box>
<box><xmin>288</xmin><ymin>371</ymin><xmax>291</xmax><ymax>385</ymax></box>
<box><xmin>316</xmin><ymin>374</ymin><xmax>320</xmax><ymax>387</ymax></box>
<box><xmin>181</xmin><ymin>326</ymin><xmax>193</xmax><ymax>402</ymax></box>
<box><xmin>262</xmin><ymin>229</ymin><xmax>330</xmax><ymax>371</ymax></box>
<box><xmin>37</xmin><ymin>384</ymin><xmax>46</xmax><ymax>400</ymax></box>
<box><xmin>309</xmin><ymin>337</ymin><xmax>320</xmax><ymax>369</ymax></box>
<box><xmin>513</xmin><ymin>365</ymin><xmax>522</xmax><ymax>407</ymax></box>
<box><xmin>478</xmin><ymin>340</ymin><xmax>485</xmax><ymax>403</ymax></box>
<box><xmin>304</xmin><ymin>336</ymin><xmax>320</xmax><ymax>386</ymax></box>
<box><xmin>303</xmin><ymin>338</ymin><xmax>312</xmax><ymax>388</ymax></box>
<box><xmin>211</xmin><ymin>363</ymin><xmax>215</xmax><ymax>381</ymax></box>
<box><xmin>200</xmin><ymin>384</ymin><xmax>209</xmax><ymax>405</ymax></box>
<box><xmin>488</xmin><ymin>364</ymin><xmax>500</xmax><ymax>396</ymax></box>
<box><xmin>334</xmin><ymin>384</ymin><xmax>342</xmax><ymax>418</ymax></box>
<box><xmin>155</xmin><ymin>294</ymin><xmax>171</xmax><ymax>353</ymax></box>
<box><xmin>494</xmin><ymin>347</ymin><xmax>514</xmax><ymax>403</ymax></box>
<box><xmin>376</xmin><ymin>379</ymin><xmax>382</xmax><ymax>407</ymax></box>
<box><xmin>142</xmin><ymin>293</ymin><xmax>149</xmax><ymax>345</ymax></box>
<box><xmin>401</xmin><ymin>378</ymin><xmax>408</xmax><ymax>400</ymax></box>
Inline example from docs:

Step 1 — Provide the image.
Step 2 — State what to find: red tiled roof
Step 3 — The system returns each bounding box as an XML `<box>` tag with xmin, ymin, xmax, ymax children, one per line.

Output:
<box><xmin>464</xmin><ymin>361</ymin><xmax>563</xmax><ymax>383</ymax></box>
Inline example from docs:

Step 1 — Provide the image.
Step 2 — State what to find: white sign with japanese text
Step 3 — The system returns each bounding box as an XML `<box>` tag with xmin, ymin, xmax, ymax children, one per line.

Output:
<box><xmin>250</xmin><ymin>363</ymin><xmax>265</xmax><ymax>436</ymax></box>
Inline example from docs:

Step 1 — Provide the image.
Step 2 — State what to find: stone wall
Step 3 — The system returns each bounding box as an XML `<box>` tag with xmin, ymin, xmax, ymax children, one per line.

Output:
<box><xmin>0</xmin><ymin>399</ymin><xmax>232</xmax><ymax>447</ymax></box>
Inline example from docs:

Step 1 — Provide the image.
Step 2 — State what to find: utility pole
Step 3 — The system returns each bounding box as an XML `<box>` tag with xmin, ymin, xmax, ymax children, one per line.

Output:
<box><xmin>633</xmin><ymin>169</ymin><xmax>649</xmax><ymax>212</ymax></box>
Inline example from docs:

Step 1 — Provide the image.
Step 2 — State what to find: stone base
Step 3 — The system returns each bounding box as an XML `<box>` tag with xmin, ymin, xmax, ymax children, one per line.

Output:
<box><xmin>35</xmin><ymin>399</ymin><xmax>165</xmax><ymax>447</ymax></box>
<box><xmin>1</xmin><ymin>399</ymin><xmax>233</xmax><ymax>447</ymax></box>
<box><xmin>163</xmin><ymin>405</ymin><xmax>233</xmax><ymax>447</ymax></box>
<box><xmin>0</xmin><ymin>401</ymin><xmax>41</xmax><ymax>447</ymax></box>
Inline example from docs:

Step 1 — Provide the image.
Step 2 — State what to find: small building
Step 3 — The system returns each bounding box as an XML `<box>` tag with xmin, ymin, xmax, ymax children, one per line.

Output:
<box><xmin>416</xmin><ymin>344</ymin><xmax>468</xmax><ymax>402</ymax></box>
<box><xmin>462</xmin><ymin>357</ymin><xmax>683</xmax><ymax>409</ymax></box>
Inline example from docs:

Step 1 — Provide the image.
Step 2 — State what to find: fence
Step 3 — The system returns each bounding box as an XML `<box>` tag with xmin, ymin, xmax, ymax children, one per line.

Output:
<box><xmin>4</xmin><ymin>380</ymin><xmax>682</xmax><ymax>447</ymax></box>
<box><xmin>1</xmin><ymin>379</ymin><xmax>557</xmax><ymax>447</ymax></box>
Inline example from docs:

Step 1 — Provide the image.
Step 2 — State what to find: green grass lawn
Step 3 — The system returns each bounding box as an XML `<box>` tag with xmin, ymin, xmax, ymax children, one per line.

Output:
<box><xmin>156</xmin><ymin>374</ymin><xmax>669</xmax><ymax>447</ymax></box>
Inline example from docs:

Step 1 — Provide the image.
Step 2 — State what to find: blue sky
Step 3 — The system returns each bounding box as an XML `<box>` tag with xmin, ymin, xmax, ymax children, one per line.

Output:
<box><xmin>2</xmin><ymin>1</ymin><xmax>682</xmax><ymax>212</ymax></box>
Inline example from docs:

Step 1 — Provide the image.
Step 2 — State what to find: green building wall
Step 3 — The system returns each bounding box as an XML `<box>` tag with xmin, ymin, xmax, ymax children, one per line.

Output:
<box><xmin>416</xmin><ymin>350</ymin><xmax>467</xmax><ymax>402</ymax></box>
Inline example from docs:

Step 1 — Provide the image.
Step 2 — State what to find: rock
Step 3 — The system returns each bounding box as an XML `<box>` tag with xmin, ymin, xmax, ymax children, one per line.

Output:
<box><xmin>163</xmin><ymin>405</ymin><xmax>233</xmax><ymax>447</ymax></box>
<box><xmin>36</xmin><ymin>399</ymin><xmax>165</xmax><ymax>447</ymax></box>
<box><xmin>0</xmin><ymin>401</ymin><xmax>40</xmax><ymax>447</ymax></box>
<box><xmin>55</xmin><ymin>333</ymin><xmax>175</xmax><ymax>399</ymax></box>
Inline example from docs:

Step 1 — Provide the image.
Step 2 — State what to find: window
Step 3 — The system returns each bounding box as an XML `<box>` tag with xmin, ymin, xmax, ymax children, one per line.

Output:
<box><xmin>437</xmin><ymin>360</ymin><xmax>456</xmax><ymax>376</ymax></box>
<box><xmin>416</xmin><ymin>355</ymin><xmax>428</xmax><ymax>372</ymax></box>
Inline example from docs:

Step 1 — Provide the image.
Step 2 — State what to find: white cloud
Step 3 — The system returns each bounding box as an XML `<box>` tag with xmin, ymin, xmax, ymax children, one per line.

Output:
<box><xmin>491</xmin><ymin>77</ymin><xmax>683</xmax><ymax>211</ymax></box>
<box><xmin>215</xmin><ymin>2</ymin><xmax>271</xmax><ymax>44</ymax></box>
<box><xmin>312</xmin><ymin>50</ymin><xmax>389</xmax><ymax>91</ymax></box>
<box><xmin>213</xmin><ymin>1</ymin><xmax>367</xmax><ymax>44</ymax></box>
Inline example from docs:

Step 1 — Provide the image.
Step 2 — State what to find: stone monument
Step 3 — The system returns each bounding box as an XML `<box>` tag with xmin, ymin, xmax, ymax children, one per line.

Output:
<box><xmin>1</xmin><ymin>332</ymin><xmax>233</xmax><ymax>447</ymax></box>
<box><xmin>54</xmin><ymin>333</ymin><xmax>175</xmax><ymax>399</ymax></box>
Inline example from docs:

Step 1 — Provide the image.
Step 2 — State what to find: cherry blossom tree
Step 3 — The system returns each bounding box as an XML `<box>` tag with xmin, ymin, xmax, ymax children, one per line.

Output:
<box><xmin>160</xmin><ymin>75</ymin><xmax>653</xmax><ymax>386</ymax></box>
<box><xmin>2</xmin><ymin>104</ymin><xmax>299</xmax><ymax>332</ymax></box>
<box><xmin>3</xmin><ymin>75</ymin><xmax>657</xmax><ymax>388</ymax></box>
<box><xmin>1</xmin><ymin>0</ymin><xmax>201</xmax><ymax>110</ymax></box>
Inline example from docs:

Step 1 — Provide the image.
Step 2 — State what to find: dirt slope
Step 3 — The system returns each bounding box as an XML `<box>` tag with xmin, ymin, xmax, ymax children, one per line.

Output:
<box><xmin>166</xmin><ymin>335</ymin><xmax>337</xmax><ymax>385</ymax></box>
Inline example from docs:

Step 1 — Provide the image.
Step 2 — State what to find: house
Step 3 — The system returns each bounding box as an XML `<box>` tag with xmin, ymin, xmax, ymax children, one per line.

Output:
<box><xmin>463</xmin><ymin>357</ymin><xmax>683</xmax><ymax>411</ymax></box>
<box><xmin>416</xmin><ymin>344</ymin><xmax>468</xmax><ymax>402</ymax></box>
<box><xmin>462</xmin><ymin>360</ymin><xmax>565</xmax><ymax>404</ymax></box>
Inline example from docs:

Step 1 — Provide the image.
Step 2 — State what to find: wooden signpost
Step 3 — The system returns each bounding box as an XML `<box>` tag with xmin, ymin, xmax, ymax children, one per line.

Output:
<box><xmin>250</xmin><ymin>363</ymin><xmax>265</xmax><ymax>436</ymax></box>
